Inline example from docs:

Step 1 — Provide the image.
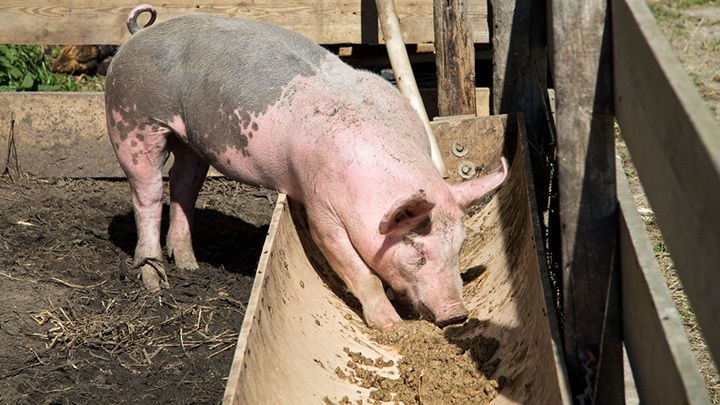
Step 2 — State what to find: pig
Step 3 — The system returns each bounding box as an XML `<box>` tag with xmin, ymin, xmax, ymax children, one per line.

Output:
<box><xmin>105</xmin><ymin>4</ymin><xmax>508</xmax><ymax>331</ymax></box>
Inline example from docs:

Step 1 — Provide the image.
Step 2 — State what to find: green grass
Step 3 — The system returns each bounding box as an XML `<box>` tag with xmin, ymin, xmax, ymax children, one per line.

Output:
<box><xmin>677</xmin><ymin>0</ymin><xmax>719</xmax><ymax>6</ymax></box>
<box><xmin>0</xmin><ymin>45</ymin><xmax>79</xmax><ymax>91</ymax></box>
<box><xmin>676</xmin><ymin>301</ymin><xmax>697</xmax><ymax>325</ymax></box>
<box><xmin>653</xmin><ymin>240</ymin><xmax>670</xmax><ymax>257</ymax></box>
<box><xmin>701</xmin><ymin>38</ymin><xmax>720</xmax><ymax>52</ymax></box>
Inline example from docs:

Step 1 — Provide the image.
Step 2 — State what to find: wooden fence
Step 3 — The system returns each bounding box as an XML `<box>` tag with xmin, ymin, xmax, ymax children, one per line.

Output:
<box><xmin>613</xmin><ymin>0</ymin><xmax>719</xmax><ymax>401</ymax></box>
<box><xmin>1</xmin><ymin>0</ymin><xmax>718</xmax><ymax>402</ymax></box>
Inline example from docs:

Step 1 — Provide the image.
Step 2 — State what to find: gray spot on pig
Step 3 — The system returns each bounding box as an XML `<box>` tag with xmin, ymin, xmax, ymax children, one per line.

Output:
<box><xmin>107</xmin><ymin>14</ymin><xmax>330</xmax><ymax>162</ymax></box>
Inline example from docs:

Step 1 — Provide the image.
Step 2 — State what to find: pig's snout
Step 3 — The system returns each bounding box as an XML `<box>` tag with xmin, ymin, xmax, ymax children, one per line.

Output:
<box><xmin>420</xmin><ymin>301</ymin><xmax>469</xmax><ymax>327</ymax></box>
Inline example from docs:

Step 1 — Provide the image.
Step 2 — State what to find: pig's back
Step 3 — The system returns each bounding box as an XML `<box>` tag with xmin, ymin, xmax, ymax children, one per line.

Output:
<box><xmin>107</xmin><ymin>15</ymin><xmax>340</xmax><ymax>186</ymax></box>
<box><xmin>107</xmin><ymin>14</ymin><xmax>432</xmax><ymax>196</ymax></box>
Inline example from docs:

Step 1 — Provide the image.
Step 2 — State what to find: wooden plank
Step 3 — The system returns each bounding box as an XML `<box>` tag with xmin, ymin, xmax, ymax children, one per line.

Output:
<box><xmin>548</xmin><ymin>0</ymin><xmax>621</xmax><ymax>399</ymax></box>
<box><xmin>433</xmin><ymin>0</ymin><xmax>475</xmax><ymax>116</ymax></box>
<box><xmin>0</xmin><ymin>0</ymin><xmax>488</xmax><ymax>46</ymax></box>
<box><xmin>491</xmin><ymin>0</ymin><xmax>549</xmax><ymax>144</ymax></box>
<box><xmin>475</xmin><ymin>87</ymin><xmax>490</xmax><ymax>117</ymax></box>
<box><xmin>612</xmin><ymin>0</ymin><xmax>720</xmax><ymax>369</ymax></box>
<box><xmin>0</xmin><ymin>87</ymin><xmax>485</xmax><ymax>178</ymax></box>
<box><xmin>617</xmin><ymin>157</ymin><xmax>710</xmax><ymax>404</ymax></box>
<box><xmin>0</xmin><ymin>92</ymin><xmax>222</xmax><ymax>178</ymax></box>
<box><xmin>0</xmin><ymin>92</ymin><xmax>118</xmax><ymax>178</ymax></box>
<box><xmin>516</xmin><ymin>114</ymin><xmax>573</xmax><ymax>405</ymax></box>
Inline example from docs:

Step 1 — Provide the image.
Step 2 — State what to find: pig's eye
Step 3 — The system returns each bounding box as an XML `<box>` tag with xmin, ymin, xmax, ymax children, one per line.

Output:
<box><xmin>417</xmin><ymin>256</ymin><xmax>426</xmax><ymax>267</ymax></box>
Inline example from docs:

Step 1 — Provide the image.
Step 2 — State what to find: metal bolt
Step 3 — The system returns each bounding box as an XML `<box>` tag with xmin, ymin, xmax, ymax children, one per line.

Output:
<box><xmin>458</xmin><ymin>161</ymin><xmax>475</xmax><ymax>179</ymax></box>
<box><xmin>452</xmin><ymin>140</ymin><xmax>469</xmax><ymax>157</ymax></box>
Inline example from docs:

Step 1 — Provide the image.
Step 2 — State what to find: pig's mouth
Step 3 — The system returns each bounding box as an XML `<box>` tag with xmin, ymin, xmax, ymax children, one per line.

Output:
<box><xmin>417</xmin><ymin>301</ymin><xmax>469</xmax><ymax>327</ymax></box>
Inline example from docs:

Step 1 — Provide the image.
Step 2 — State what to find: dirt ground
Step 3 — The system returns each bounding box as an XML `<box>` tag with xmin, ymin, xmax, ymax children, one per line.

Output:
<box><xmin>0</xmin><ymin>176</ymin><xmax>276</xmax><ymax>404</ymax></box>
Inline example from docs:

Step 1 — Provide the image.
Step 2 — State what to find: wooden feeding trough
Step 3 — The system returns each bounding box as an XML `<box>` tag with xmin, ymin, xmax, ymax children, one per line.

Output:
<box><xmin>223</xmin><ymin>113</ymin><xmax>570</xmax><ymax>404</ymax></box>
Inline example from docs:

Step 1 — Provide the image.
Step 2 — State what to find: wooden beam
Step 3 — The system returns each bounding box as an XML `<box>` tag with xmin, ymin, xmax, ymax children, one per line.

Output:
<box><xmin>0</xmin><ymin>92</ymin><xmax>222</xmax><ymax>178</ymax></box>
<box><xmin>0</xmin><ymin>88</ymin><xmax>484</xmax><ymax>178</ymax></box>
<box><xmin>617</xmin><ymin>157</ymin><xmax>711</xmax><ymax>404</ymax></box>
<box><xmin>613</xmin><ymin>0</ymin><xmax>720</xmax><ymax>369</ymax></box>
<box><xmin>433</xmin><ymin>0</ymin><xmax>475</xmax><ymax>116</ymax></box>
<box><xmin>0</xmin><ymin>92</ymin><xmax>119</xmax><ymax>178</ymax></box>
<box><xmin>0</xmin><ymin>0</ymin><xmax>489</xmax><ymax>46</ymax></box>
<box><xmin>490</xmin><ymin>2</ymin><xmax>555</xmax><ymax>351</ymax></box>
<box><xmin>491</xmin><ymin>0</ymin><xmax>549</xmax><ymax>145</ymax></box>
<box><xmin>549</xmin><ymin>0</ymin><xmax>621</xmax><ymax>399</ymax></box>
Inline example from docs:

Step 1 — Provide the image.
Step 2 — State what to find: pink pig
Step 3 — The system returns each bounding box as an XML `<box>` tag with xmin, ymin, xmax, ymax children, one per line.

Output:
<box><xmin>106</xmin><ymin>5</ymin><xmax>508</xmax><ymax>331</ymax></box>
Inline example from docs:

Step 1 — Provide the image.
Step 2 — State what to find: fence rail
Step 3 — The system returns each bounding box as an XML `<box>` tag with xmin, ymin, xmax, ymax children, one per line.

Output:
<box><xmin>613</xmin><ymin>1</ymin><xmax>720</xmax><ymax>401</ymax></box>
<box><xmin>0</xmin><ymin>0</ymin><xmax>488</xmax><ymax>45</ymax></box>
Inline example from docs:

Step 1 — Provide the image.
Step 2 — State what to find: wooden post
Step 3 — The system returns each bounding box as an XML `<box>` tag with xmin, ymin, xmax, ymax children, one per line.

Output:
<box><xmin>490</xmin><ymin>0</ymin><xmax>555</xmax><ymax>305</ymax></box>
<box><xmin>491</xmin><ymin>0</ymin><xmax>550</xmax><ymax>145</ymax></box>
<box><xmin>549</xmin><ymin>0</ymin><xmax>622</xmax><ymax>400</ymax></box>
<box><xmin>433</xmin><ymin>0</ymin><xmax>475</xmax><ymax>116</ymax></box>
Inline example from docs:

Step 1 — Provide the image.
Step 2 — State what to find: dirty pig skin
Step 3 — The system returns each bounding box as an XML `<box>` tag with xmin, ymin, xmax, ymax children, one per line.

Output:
<box><xmin>106</xmin><ymin>4</ymin><xmax>508</xmax><ymax>331</ymax></box>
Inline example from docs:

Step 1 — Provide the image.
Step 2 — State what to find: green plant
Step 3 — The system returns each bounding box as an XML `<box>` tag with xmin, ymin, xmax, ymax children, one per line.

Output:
<box><xmin>654</xmin><ymin>240</ymin><xmax>670</xmax><ymax>257</ymax></box>
<box><xmin>701</xmin><ymin>38</ymin><xmax>720</xmax><ymax>52</ymax></box>
<box><xmin>690</xmin><ymin>73</ymin><xmax>704</xmax><ymax>87</ymax></box>
<box><xmin>0</xmin><ymin>45</ymin><xmax>77</xmax><ymax>91</ymax></box>
<box><xmin>678</xmin><ymin>0</ymin><xmax>719</xmax><ymax>7</ymax></box>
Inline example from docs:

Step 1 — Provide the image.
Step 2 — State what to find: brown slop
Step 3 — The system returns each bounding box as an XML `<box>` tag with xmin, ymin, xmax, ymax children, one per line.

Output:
<box><xmin>325</xmin><ymin>318</ymin><xmax>508</xmax><ymax>404</ymax></box>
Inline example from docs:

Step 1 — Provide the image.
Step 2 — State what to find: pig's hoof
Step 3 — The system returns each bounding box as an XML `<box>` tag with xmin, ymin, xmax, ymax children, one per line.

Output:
<box><xmin>167</xmin><ymin>246</ymin><xmax>199</xmax><ymax>271</ymax></box>
<box><xmin>364</xmin><ymin>309</ymin><xmax>401</xmax><ymax>332</ymax></box>
<box><xmin>136</xmin><ymin>258</ymin><xmax>170</xmax><ymax>291</ymax></box>
<box><xmin>173</xmin><ymin>257</ymin><xmax>199</xmax><ymax>271</ymax></box>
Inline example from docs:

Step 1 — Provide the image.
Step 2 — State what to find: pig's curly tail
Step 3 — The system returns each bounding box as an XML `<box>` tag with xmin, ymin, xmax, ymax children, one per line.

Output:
<box><xmin>127</xmin><ymin>4</ymin><xmax>157</xmax><ymax>35</ymax></box>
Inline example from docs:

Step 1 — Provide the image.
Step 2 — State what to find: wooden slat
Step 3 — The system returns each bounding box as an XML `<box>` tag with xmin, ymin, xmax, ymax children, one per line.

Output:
<box><xmin>433</xmin><ymin>0</ymin><xmax>475</xmax><ymax>116</ymax></box>
<box><xmin>0</xmin><ymin>88</ymin><xmax>484</xmax><ymax>178</ymax></box>
<box><xmin>491</xmin><ymin>0</ymin><xmax>549</xmax><ymax>143</ymax></box>
<box><xmin>516</xmin><ymin>114</ymin><xmax>573</xmax><ymax>405</ymax></box>
<box><xmin>617</xmin><ymin>157</ymin><xmax>710</xmax><ymax>404</ymax></box>
<box><xmin>0</xmin><ymin>92</ymin><xmax>119</xmax><ymax>178</ymax></box>
<box><xmin>0</xmin><ymin>92</ymin><xmax>223</xmax><ymax>178</ymax></box>
<box><xmin>613</xmin><ymin>0</ymin><xmax>720</xmax><ymax>368</ymax></box>
<box><xmin>0</xmin><ymin>0</ymin><xmax>488</xmax><ymax>46</ymax></box>
<box><xmin>549</xmin><ymin>0</ymin><xmax>621</xmax><ymax>398</ymax></box>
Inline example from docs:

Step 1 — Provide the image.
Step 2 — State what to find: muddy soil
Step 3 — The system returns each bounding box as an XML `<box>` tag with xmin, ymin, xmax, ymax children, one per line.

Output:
<box><xmin>0</xmin><ymin>175</ymin><xmax>276</xmax><ymax>404</ymax></box>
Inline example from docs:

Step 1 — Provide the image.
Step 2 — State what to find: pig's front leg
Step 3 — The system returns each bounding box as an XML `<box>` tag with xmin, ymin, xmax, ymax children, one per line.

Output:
<box><xmin>308</xmin><ymin>217</ymin><xmax>400</xmax><ymax>331</ymax></box>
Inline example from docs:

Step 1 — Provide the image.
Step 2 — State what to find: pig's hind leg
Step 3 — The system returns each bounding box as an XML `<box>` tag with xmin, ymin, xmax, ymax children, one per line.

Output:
<box><xmin>109</xmin><ymin>120</ymin><xmax>172</xmax><ymax>291</ymax></box>
<box><xmin>166</xmin><ymin>142</ymin><xmax>209</xmax><ymax>270</ymax></box>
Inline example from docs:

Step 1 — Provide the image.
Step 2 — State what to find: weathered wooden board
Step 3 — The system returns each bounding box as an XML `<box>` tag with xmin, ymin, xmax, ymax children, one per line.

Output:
<box><xmin>613</xmin><ymin>0</ymin><xmax>720</xmax><ymax>369</ymax></box>
<box><xmin>617</xmin><ymin>156</ymin><xmax>710</xmax><ymax>404</ymax></box>
<box><xmin>0</xmin><ymin>89</ymin><xmax>489</xmax><ymax>178</ymax></box>
<box><xmin>224</xmin><ymin>114</ymin><xmax>571</xmax><ymax>404</ymax></box>
<box><xmin>0</xmin><ymin>92</ymin><xmax>118</xmax><ymax>178</ymax></box>
<box><xmin>0</xmin><ymin>92</ymin><xmax>224</xmax><ymax>178</ymax></box>
<box><xmin>434</xmin><ymin>0</ymin><xmax>475</xmax><ymax>116</ymax></box>
<box><xmin>549</xmin><ymin>0</ymin><xmax>620</xmax><ymax>397</ymax></box>
<box><xmin>0</xmin><ymin>0</ymin><xmax>489</xmax><ymax>46</ymax></box>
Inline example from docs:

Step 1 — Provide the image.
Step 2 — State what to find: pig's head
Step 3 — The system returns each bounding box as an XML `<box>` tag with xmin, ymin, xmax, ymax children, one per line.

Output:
<box><xmin>372</xmin><ymin>158</ymin><xmax>508</xmax><ymax>327</ymax></box>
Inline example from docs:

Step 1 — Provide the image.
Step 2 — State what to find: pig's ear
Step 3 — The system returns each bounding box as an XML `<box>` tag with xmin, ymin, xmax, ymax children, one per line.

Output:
<box><xmin>452</xmin><ymin>157</ymin><xmax>509</xmax><ymax>211</ymax></box>
<box><xmin>379</xmin><ymin>191</ymin><xmax>435</xmax><ymax>235</ymax></box>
